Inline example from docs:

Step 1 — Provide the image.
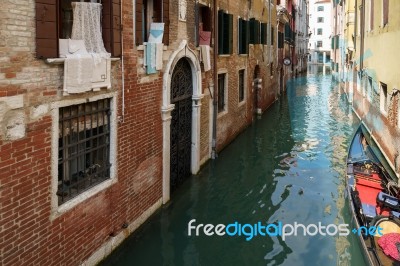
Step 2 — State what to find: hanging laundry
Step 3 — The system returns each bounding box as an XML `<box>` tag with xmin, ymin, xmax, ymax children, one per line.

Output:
<box><xmin>156</xmin><ymin>43</ymin><xmax>164</xmax><ymax>70</ymax></box>
<box><xmin>146</xmin><ymin>43</ymin><xmax>157</xmax><ymax>74</ymax></box>
<box><xmin>64</xmin><ymin>54</ymin><xmax>94</xmax><ymax>94</ymax></box>
<box><xmin>148</xmin><ymin>23</ymin><xmax>165</xmax><ymax>44</ymax></box>
<box><xmin>200</xmin><ymin>45</ymin><xmax>211</xmax><ymax>72</ymax></box>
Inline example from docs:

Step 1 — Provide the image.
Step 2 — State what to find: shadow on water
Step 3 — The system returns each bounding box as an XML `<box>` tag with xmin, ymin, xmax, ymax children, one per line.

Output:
<box><xmin>100</xmin><ymin>71</ymin><xmax>366</xmax><ymax>266</ymax></box>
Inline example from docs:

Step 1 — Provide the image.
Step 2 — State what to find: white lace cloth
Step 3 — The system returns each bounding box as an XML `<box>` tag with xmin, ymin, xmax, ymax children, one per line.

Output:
<box><xmin>63</xmin><ymin>2</ymin><xmax>111</xmax><ymax>94</ymax></box>
<box><xmin>71</xmin><ymin>2</ymin><xmax>110</xmax><ymax>64</ymax></box>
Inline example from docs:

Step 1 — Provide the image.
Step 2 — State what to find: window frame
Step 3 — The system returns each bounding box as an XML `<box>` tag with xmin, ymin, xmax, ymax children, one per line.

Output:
<box><xmin>238</xmin><ymin>69</ymin><xmax>246</xmax><ymax>105</ymax></box>
<box><xmin>317</xmin><ymin>6</ymin><xmax>324</xmax><ymax>11</ymax></box>
<box><xmin>317</xmin><ymin>28</ymin><xmax>323</xmax><ymax>35</ymax></box>
<box><xmin>135</xmin><ymin>0</ymin><xmax>169</xmax><ymax>45</ymax></box>
<box><xmin>380</xmin><ymin>82</ymin><xmax>388</xmax><ymax>116</ymax></box>
<box><xmin>35</xmin><ymin>0</ymin><xmax>121</xmax><ymax>59</ymax></box>
<box><xmin>50</xmin><ymin>93</ymin><xmax>117</xmax><ymax>219</ymax></box>
<box><xmin>316</xmin><ymin>41</ymin><xmax>323</xmax><ymax>48</ymax></box>
<box><xmin>317</xmin><ymin>17</ymin><xmax>324</xmax><ymax>23</ymax></box>
<box><xmin>217</xmin><ymin>71</ymin><xmax>228</xmax><ymax>114</ymax></box>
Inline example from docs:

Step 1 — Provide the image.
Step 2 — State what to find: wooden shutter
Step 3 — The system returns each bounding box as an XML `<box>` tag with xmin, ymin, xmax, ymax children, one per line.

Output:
<box><xmin>227</xmin><ymin>13</ymin><xmax>233</xmax><ymax>54</ymax></box>
<box><xmin>278</xmin><ymin>32</ymin><xmax>283</xmax><ymax>48</ymax></box>
<box><xmin>255</xmin><ymin>20</ymin><xmax>260</xmax><ymax>44</ymax></box>
<box><xmin>370</xmin><ymin>0</ymin><xmax>374</xmax><ymax>30</ymax></box>
<box><xmin>260</xmin><ymin>23</ymin><xmax>266</xmax><ymax>45</ymax></box>
<box><xmin>162</xmin><ymin>0</ymin><xmax>169</xmax><ymax>45</ymax></box>
<box><xmin>35</xmin><ymin>0</ymin><xmax>58</xmax><ymax>59</ymax></box>
<box><xmin>244</xmin><ymin>20</ymin><xmax>249</xmax><ymax>53</ymax></box>
<box><xmin>271</xmin><ymin>27</ymin><xmax>274</xmax><ymax>45</ymax></box>
<box><xmin>135</xmin><ymin>0</ymin><xmax>144</xmax><ymax>45</ymax></box>
<box><xmin>103</xmin><ymin>0</ymin><xmax>121</xmax><ymax>57</ymax></box>
<box><xmin>249</xmin><ymin>18</ymin><xmax>255</xmax><ymax>44</ymax></box>
<box><xmin>218</xmin><ymin>10</ymin><xmax>224</xmax><ymax>54</ymax></box>
<box><xmin>383</xmin><ymin>0</ymin><xmax>388</xmax><ymax>25</ymax></box>
<box><xmin>238</xmin><ymin>18</ymin><xmax>243</xmax><ymax>54</ymax></box>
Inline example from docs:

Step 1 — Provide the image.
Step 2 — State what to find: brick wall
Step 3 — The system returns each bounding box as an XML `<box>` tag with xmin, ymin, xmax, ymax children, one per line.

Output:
<box><xmin>0</xmin><ymin>0</ymin><xmax>280</xmax><ymax>264</ymax></box>
<box><xmin>215</xmin><ymin>0</ymin><xmax>279</xmax><ymax>151</ymax></box>
<box><xmin>0</xmin><ymin>0</ymin><xmax>164</xmax><ymax>265</ymax></box>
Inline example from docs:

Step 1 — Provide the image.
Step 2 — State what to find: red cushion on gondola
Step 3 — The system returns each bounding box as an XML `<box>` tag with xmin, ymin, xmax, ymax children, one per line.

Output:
<box><xmin>356</xmin><ymin>178</ymin><xmax>382</xmax><ymax>189</ymax></box>
<box><xmin>357</xmin><ymin>184</ymin><xmax>381</xmax><ymax>205</ymax></box>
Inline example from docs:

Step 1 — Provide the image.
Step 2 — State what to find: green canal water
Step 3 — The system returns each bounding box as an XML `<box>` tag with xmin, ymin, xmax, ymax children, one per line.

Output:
<box><xmin>100</xmin><ymin>73</ymin><xmax>367</xmax><ymax>265</ymax></box>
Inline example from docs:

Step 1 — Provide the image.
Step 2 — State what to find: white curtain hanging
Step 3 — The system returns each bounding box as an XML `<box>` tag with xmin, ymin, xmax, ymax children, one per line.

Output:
<box><xmin>71</xmin><ymin>2</ymin><xmax>110</xmax><ymax>62</ymax></box>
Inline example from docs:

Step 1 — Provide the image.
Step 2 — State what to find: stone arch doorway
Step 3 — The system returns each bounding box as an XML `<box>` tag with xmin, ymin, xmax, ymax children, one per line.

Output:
<box><xmin>170</xmin><ymin>58</ymin><xmax>193</xmax><ymax>192</ymax></box>
<box><xmin>161</xmin><ymin>41</ymin><xmax>203</xmax><ymax>203</ymax></box>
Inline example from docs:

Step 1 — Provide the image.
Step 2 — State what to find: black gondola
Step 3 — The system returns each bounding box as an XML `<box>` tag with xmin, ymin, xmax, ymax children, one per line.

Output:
<box><xmin>346</xmin><ymin>124</ymin><xmax>400</xmax><ymax>266</ymax></box>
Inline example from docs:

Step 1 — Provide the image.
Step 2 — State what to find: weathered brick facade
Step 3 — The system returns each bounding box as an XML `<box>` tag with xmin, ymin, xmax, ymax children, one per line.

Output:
<box><xmin>0</xmin><ymin>0</ymin><xmax>282</xmax><ymax>265</ymax></box>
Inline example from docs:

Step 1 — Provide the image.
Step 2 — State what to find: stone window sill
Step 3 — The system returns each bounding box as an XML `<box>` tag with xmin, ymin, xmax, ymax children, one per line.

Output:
<box><xmin>46</xmin><ymin>57</ymin><xmax>120</xmax><ymax>64</ymax></box>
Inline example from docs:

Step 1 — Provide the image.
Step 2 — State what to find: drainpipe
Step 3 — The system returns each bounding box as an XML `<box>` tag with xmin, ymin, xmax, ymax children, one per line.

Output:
<box><xmin>211</xmin><ymin>0</ymin><xmax>218</xmax><ymax>159</ymax></box>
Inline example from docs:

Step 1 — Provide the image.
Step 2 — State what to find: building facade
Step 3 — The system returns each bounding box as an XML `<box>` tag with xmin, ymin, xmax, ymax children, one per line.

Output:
<box><xmin>339</xmin><ymin>0</ymin><xmax>400</xmax><ymax>176</ymax></box>
<box><xmin>308</xmin><ymin>0</ymin><xmax>332</xmax><ymax>66</ymax></box>
<box><xmin>0</xmin><ymin>0</ymin><xmax>299</xmax><ymax>265</ymax></box>
<box><xmin>294</xmin><ymin>0</ymin><xmax>309</xmax><ymax>74</ymax></box>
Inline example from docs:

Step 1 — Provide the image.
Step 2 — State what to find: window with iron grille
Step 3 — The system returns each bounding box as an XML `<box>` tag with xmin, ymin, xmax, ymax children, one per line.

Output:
<box><xmin>57</xmin><ymin>99</ymin><xmax>111</xmax><ymax>205</ymax></box>
<box><xmin>218</xmin><ymin>73</ymin><xmax>226</xmax><ymax>112</ymax></box>
<box><xmin>238</xmin><ymin>70</ymin><xmax>245</xmax><ymax>102</ymax></box>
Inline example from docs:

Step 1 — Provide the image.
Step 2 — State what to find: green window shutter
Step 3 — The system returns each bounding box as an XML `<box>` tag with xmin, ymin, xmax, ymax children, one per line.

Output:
<box><xmin>249</xmin><ymin>18</ymin><xmax>255</xmax><ymax>44</ymax></box>
<box><xmin>278</xmin><ymin>32</ymin><xmax>283</xmax><ymax>48</ymax></box>
<box><xmin>238</xmin><ymin>18</ymin><xmax>243</xmax><ymax>54</ymax></box>
<box><xmin>255</xmin><ymin>20</ymin><xmax>260</xmax><ymax>44</ymax></box>
<box><xmin>218</xmin><ymin>10</ymin><xmax>224</xmax><ymax>54</ymax></box>
<box><xmin>271</xmin><ymin>27</ymin><xmax>274</xmax><ymax>46</ymax></box>
<box><xmin>261</xmin><ymin>23</ymin><xmax>266</xmax><ymax>44</ymax></box>
<box><xmin>227</xmin><ymin>13</ymin><xmax>233</xmax><ymax>54</ymax></box>
<box><xmin>244</xmin><ymin>20</ymin><xmax>250</xmax><ymax>54</ymax></box>
<box><xmin>331</xmin><ymin>37</ymin><xmax>334</xmax><ymax>49</ymax></box>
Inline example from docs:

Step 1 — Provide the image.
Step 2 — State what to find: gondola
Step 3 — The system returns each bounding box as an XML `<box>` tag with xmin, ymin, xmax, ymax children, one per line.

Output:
<box><xmin>346</xmin><ymin>124</ymin><xmax>400</xmax><ymax>266</ymax></box>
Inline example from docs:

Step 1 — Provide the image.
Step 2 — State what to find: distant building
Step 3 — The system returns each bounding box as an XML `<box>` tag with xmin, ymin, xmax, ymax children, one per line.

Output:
<box><xmin>308</xmin><ymin>0</ymin><xmax>332</xmax><ymax>65</ymax></box>
<box><xmin>294</xmin><ymin>0</ymin><xmax>309</xmax><ymax>74</ymax></box>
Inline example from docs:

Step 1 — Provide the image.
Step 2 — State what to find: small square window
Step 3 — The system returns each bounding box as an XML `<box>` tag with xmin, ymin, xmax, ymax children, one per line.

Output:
<box><xmin>317</xmin><ymin>41</ymin><xmax>323</xmax><ymax>47</ymax></box>
<box><xmin>317</xmin><ymin>28</ymin><xmax>323</xmax><ymax>35</ymax></box>
<box><xmin>317</xmin><ymin>6</ymin><xmax>324</xmax><ymax>11</ymax></box>
<box><xmin>317</xmin><ymin>17</ymin><xmax>324</xmax><ymax>23</ymax></box>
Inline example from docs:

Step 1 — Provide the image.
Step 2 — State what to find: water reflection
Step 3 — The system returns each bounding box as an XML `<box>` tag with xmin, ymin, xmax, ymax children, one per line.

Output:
<box><xmin>101</xmin><ymin>73</ymin><xmax>365</xmax><ymax>266</ymax></box>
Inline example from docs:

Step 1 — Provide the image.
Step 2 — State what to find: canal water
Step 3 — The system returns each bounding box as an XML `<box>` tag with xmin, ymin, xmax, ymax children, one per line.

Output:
<box><xmin>101</xmin><ymin>71</ymin><xmax>367</xmax><ymax>265</ymax></box>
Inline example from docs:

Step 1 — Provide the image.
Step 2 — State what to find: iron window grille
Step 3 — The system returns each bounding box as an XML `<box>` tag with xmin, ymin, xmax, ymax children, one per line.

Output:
<box><xmin>57</xmin><ymin>99</ymin><xmax>111</xmax><ymax>205</ymax></box>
